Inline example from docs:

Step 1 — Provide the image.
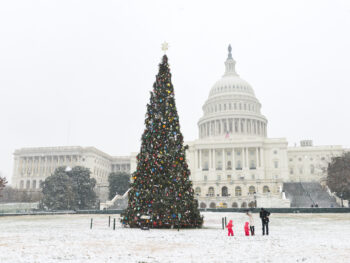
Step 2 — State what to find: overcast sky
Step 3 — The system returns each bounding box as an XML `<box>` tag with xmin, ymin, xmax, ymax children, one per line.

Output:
<box><xmin>1</xmin><ymin>0</ymin><xmax>350</xmax><ymax>184</ymax></box>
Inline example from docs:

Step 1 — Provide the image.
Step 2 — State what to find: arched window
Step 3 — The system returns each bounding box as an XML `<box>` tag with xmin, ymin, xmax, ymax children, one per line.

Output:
<box><xmin>248</xmin><ymin>201</ymin><xmax>256</xmax><ymax>208</ymax></box>
<box><xmin>200</xmin><ymin>202</ymin><xmax>207</xmax><ymax>209</ymax></box>
<box><xmin>208</xmin><ymin>187</ymin><xmax>215</xmax><ymax>197</ymax></box>
<box><xmin>221</xmin><ymin>186</ymin><xmax>228</xmax><ymax>197</ymax></box>
<box><xmin>235</xmin><ymin>186</ymin><xmax>242</xmax><ymax>196</ymax></box>
<box><xmin>32</xmin><ymin>180</ymin><xmax>36</xmax><ymax>190</ymax></box>
<box><xmin>232</xmin><ymin>202</ymin><xmax>238</xmax><ymax>208</ymax></box>
<box><xmin>249</xmin><ymin>186</ymin><xmax>255</xmax><ymax>195</ymax></box>
<box><xmin>209</xmin><ymin>202</ymin><xmax>216</xmax><ymax>209</ymax></box>
<box><xmin>195</xmin><ymin>187</ymin><xmax>201</xmax><ymax>196</ymax></box>
<box><xmin>263</xmin><ymin>186</ymin><xmax>270</xmax><ymax>193</ymax></box>
<box><xmin>241</xmin><ymin>202</ymin><xmax>247</xmax><ymax>208</ymax></box>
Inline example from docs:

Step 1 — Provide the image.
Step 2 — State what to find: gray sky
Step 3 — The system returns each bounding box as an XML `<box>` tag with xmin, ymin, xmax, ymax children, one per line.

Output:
<box><xmin>1</xmin><ymin>0</ymin><xmax>350</xmax><ymax>184</ymax></box>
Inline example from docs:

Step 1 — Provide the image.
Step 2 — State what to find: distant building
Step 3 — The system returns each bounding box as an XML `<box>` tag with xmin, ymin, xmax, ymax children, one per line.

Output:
<box><xmin>12</xmin><ymin>146</ymin><xmax>136</xmax><ymax>202</ymax></box>
<box><xmin>11</xmin><ymin>46</ymin><xmax>345</xmax><ymax>207</ymax></box>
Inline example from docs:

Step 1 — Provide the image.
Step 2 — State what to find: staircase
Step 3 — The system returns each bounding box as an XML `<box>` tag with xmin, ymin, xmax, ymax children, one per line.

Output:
<box><xmin>283</xmin><ymin>182</ymin><xmax>339</xmax><ymax>208</ymax></box>
<box><xmin>100</xmin><ymin>188</ymin><xmax>130</xmax><ymax>210</ymax></box>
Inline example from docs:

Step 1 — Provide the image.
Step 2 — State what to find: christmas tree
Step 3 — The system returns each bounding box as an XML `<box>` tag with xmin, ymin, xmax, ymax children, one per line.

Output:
<box><xmin>121</xmin><ymin>53</ymin><xmax>203</xmax><ymax>228</ymax></box>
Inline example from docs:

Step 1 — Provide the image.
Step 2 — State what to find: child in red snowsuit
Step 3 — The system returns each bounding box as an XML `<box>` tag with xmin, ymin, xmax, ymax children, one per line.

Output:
<box><xmin>244</xmin><ymin>222</ymin><xmax>250</xmax><ymax>236</ymax></box>
<box><xmin>226</xmin><ymin>220</ymin><xmax>234</xmax><ymax>236</ymax></box>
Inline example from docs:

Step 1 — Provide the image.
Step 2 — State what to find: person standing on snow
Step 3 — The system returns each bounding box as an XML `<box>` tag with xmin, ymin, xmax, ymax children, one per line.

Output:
<box><xmin>244</xmin><ymin>222</ymin><xmax>250</xmax><ymax>236</ymax></box>
<box><xmin>259</xmin><ymin>208</ymin><xmax>271</xmax><ymax>235</ymax></box>
<box><xmin>226</xmin><ymin>220</ymin><xmax>234</xmax><ymax>236</ymax></box>
<box><xmin>246</xmin><ymin>211</ymin><xmax>255</xmax><ymax>236</ymax></box>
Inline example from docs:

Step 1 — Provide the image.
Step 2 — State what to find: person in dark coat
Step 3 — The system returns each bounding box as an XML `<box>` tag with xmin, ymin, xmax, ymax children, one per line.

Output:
<box><xmin>259</xmin><ymin>208</ymin><xmax>271</xmax><ymax>235</ymax></box>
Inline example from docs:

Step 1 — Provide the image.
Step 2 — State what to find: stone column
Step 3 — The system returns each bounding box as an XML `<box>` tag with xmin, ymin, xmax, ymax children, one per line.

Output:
<box><xmin>256</xmin><ymin>147</ymin><xmax>260</xmax><ymax>167</ymax></box>
<box><xmin>223</xmin><ymin>149</ymin><xmax>226</xmax><ymax>171</ymax></box>
<box><xmin>245</xmin><ymin>148</ymin><xmax>249</xmax><ymax>169</ymax></box>
<box><xmin>209</xmin><ymin>149</ymin><xmax>212</xmax><ymax>170</ymax></box>
<box><xmin>213</xmin><ymin>149</ymin><xmax>216</xmax><ymax>170</ymax></box>
<box><xmin>260</xmin><ymin>147</ymin><xmax>264</xmax><ymax>168</ymax></box>
<box><xmin>231</xmin><ymin>148</ymin><xmax>235</xmax><ymax>172</ymax></box>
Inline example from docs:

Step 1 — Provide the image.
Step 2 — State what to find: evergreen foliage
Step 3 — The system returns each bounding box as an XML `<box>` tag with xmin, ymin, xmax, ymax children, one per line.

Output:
<box><xmin>0</xmin><ymin>176</ymin><xmax>7</xmax><ymax>196</ymax></box>
<box><xmin>121</xmin><ymin>55</ymin><xmax>203</xmax><ymax>228</ymax></box>
<box><xmin>327</xmin><ymin>152</ymin><xmax>350</xmax><ymax>201</ymax></box>
<box><xmin>108</xmin><ymin>172</ymin><xmax>130</xmax><ymax>199</ymax></box>
<box><xmin>41</xmin><ymin>166</ymin><xmax>97</xmax><ymax>210</ymax></box>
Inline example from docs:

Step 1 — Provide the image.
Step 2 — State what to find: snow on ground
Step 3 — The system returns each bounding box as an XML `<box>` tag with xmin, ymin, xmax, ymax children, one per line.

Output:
<box><xmin>1</xmin><ymin>212</ymin><xmax>350</xmax><ymax>263</ymax></box>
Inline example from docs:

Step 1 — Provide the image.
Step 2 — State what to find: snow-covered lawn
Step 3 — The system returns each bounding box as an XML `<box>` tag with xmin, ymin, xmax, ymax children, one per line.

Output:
<box><xmin>1</xmin><ymin>212</ymin><xmax>350</xmax><ymax>263</ymax></box>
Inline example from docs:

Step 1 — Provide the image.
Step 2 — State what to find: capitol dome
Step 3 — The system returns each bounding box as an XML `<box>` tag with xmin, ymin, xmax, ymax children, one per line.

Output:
<box><xmin>198</xmin><ymin>45</ymin><xmax>268</xmax><ymax>139</ymax></box>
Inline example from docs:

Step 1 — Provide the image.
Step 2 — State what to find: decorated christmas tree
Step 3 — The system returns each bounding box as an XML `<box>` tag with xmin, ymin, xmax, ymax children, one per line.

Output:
<box><xmin>121</xmin><ymin>50</ymin><xmax>203</xmax><ymax>228</ymax></box>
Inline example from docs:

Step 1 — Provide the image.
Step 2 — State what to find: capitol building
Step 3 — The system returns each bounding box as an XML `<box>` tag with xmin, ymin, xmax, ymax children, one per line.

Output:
<box><xmin>11</xmin><ymin>46</ymin><xmax>345</xmax><ymax>207</ymax></box>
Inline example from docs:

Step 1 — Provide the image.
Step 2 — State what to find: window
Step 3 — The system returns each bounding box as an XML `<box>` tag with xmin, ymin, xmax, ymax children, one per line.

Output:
<box><xmin>232</xmin><ymin>202</ymin><xmax>238</xmax><ymax>208</ymax></box>
<box><xmin>289</xmin><ymin>158</ymin><xmax>293</xmax><ymax>162</ymax></box>
<box><xmin>299</xmin><ymin>167</ymin><xmax>303</xmax><ymax>174</ymax></box>
<box><xmin>290</xmin><ymin>167</ymin><xmax>294</xmax><ymax>175</ymax></box>
<box><xmin>222</xmin><ymin>186</ymin><xmax>228</xmax><ymax>197</ymax></box>
<box><xmin>263</xmin><ymin>186</ymin><xmax>270</xmax><ymax>193</ymax></box>
<box><xmin>274</xmin><ymin>161</ymin><xmax>279</xmax><ymax>169</ymax></box>
<box><xmin>227</xmin><ymin>161</ymin><xmax>232</xmax><ymax>170</ymax></box>
<box><xmin>217</xmin><ymin>175</ymin><xmax>221</xmax><ymax>181</ymax></box>
<box><xmin>249</xmin><ymin>186</ymin><xmax>256</xmax><ymax>195</ymax></box>
<box><xmin>235</xmin><ymin>186</ymin><xmax>242</xmax><ymax>196</ymax></box>
<box><xmin>310</xmin><ymin>165</ymin><xmax>315</xmax><ymax>174</ymax></box>
<box><xmin>250</xmin><ymin>160</ymin><xmax>256</xmax><ymax>169</ymax></box>
<box><xmin>241</xmin><ymin>202</ymin><xmax>247</xmax><ymax>208</ymax></box>
<box><xmin>227</xmin><ymin>174</ymin><xmax>231</xmax><ymax>180</ymax></box>
<box><xmin>208</xmin><ymin>187</ymin><xmax>215</xmax><ymax>197</ymax></box>
<box><xmin>236</xmin><ymin>160</ymin><xmax>242</xmax><ymax>170</ymax></box>
<box><xmin>195</xmin><ymin>187</ymin><xmax>201</xmax><ymax>196</ymax></box>
<box><xmin>204</xmin><ymin>175</ymin><xmax>208</xmax><ymax>181</ymax></box>
<box><xmin>200</xmin><ymin>202</ymin><xmax>206</xmax><ymax>209</ymax></box>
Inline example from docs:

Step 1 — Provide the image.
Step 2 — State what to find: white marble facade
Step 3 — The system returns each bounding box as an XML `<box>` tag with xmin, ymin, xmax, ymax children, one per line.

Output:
<box><xmin>11</xmin><ymin>46</ymin><xmax>345</xmax><ymax>207</ymax></box>
<box><xmin>12</xmin><ymin>146</ymin><xmax>133</xmax><ymax>202</ymax></box>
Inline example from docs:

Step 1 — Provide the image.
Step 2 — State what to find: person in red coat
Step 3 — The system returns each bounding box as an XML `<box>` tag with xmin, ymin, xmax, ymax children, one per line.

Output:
<box><xmin>226</xmin><ymin>220</ymin><xmax>234</xmax><ymax>236</ymax></box>
<box><xmin>244</xmin><ymin>222</ymin><xmax>250</xmax><ymax>236</ymax></box>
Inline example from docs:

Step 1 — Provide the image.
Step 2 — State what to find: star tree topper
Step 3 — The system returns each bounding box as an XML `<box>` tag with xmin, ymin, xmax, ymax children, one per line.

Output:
<box><xmin>161</xmin><ymin>42</ymin><xmax>169</xmax><ymax>53</ymax></box>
